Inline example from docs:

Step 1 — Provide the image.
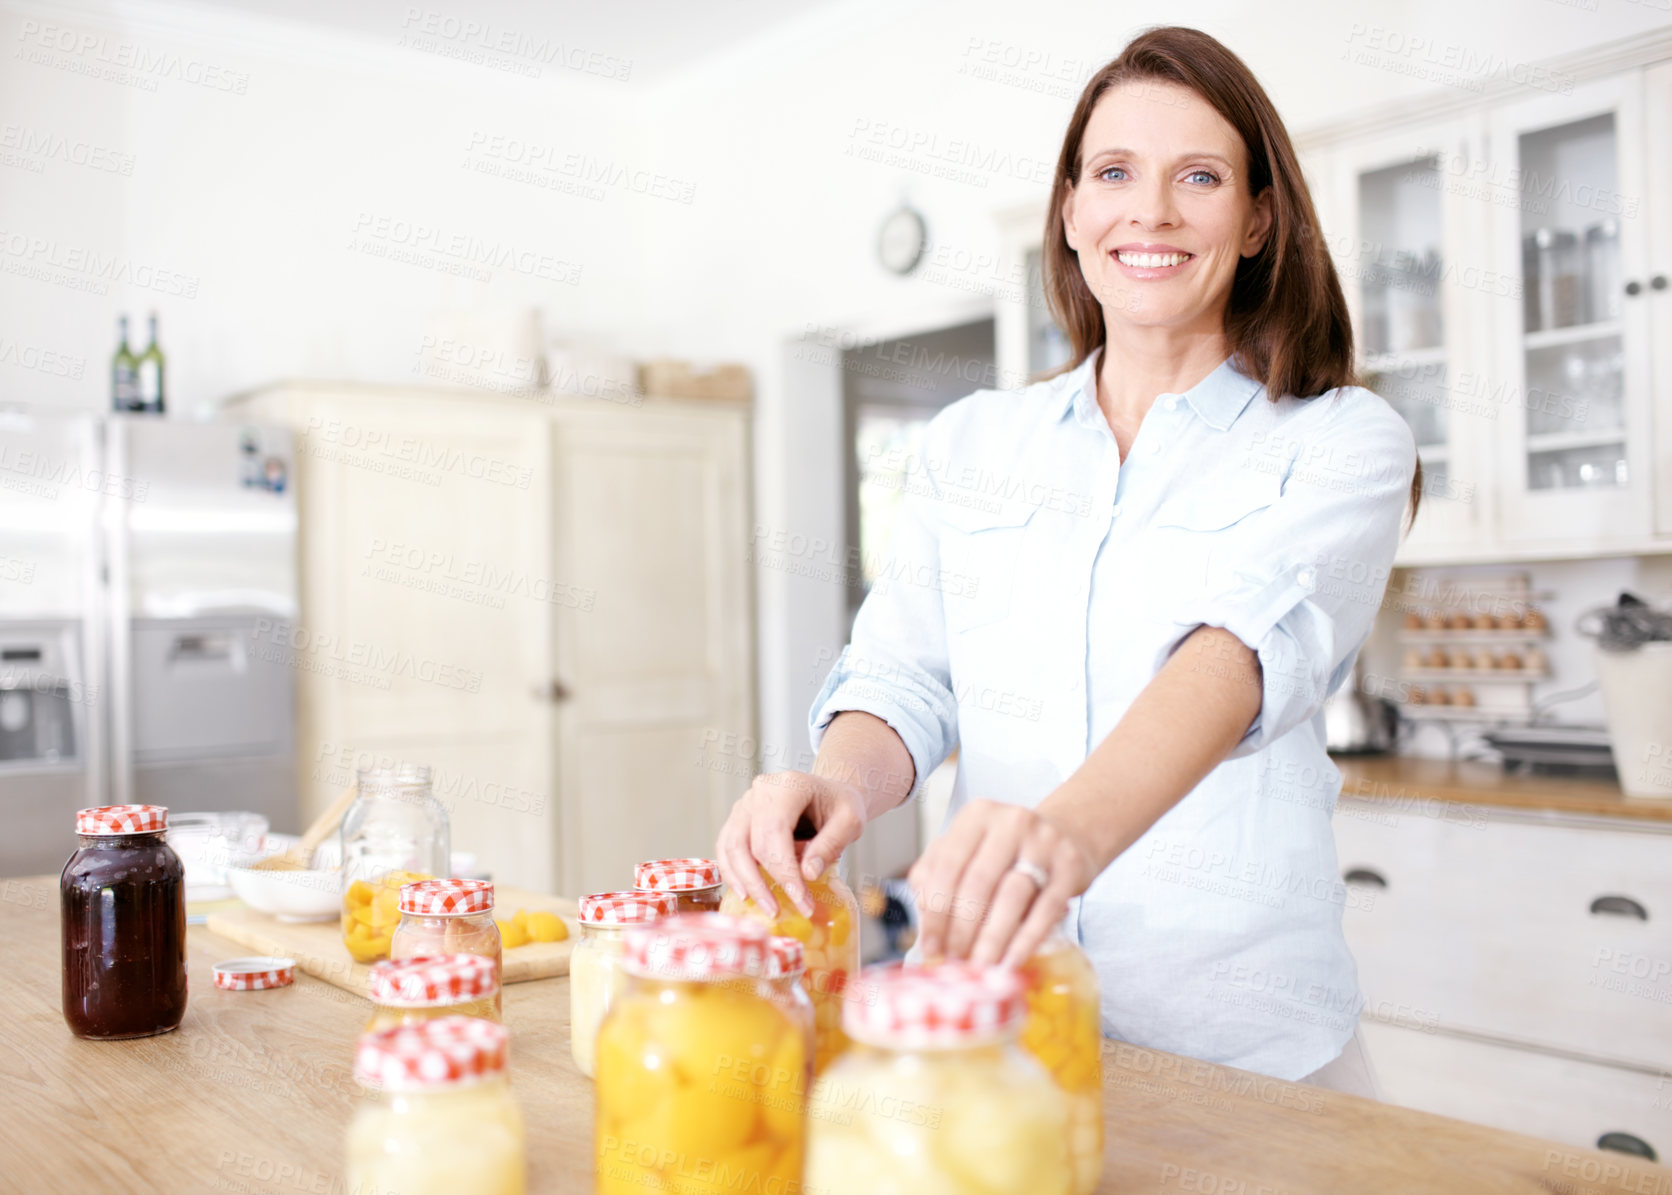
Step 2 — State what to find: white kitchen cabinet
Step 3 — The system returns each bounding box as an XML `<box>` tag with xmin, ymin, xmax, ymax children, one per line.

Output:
<box><xmin>1487</xmin><ymin>74</ymin><xmax>1658</xmax><ymax>547</ymax></box>
<box><xmin>1336</xmin><ymin>798</ymin><xmax>1672</xmax><ymax>1155</ymax></box>
<box><xmin>226</xmin><ymin>384</ymin><xmax>755</xmax><ymax>897</ymax></box>
<box><xmin>1362</xmin><ymin>1019</ymin><xmax>1670</xmax><ymax>1165</ymax></box>
<box><xmin>1647</xmin><ymin>60</ymin><xmax>1672</xmax><ymax>540</ymax></box>
<box><xmin>1330</xmin><ymin>119</ymin><xmax>1487</xmax><ymax>555</ymax></box>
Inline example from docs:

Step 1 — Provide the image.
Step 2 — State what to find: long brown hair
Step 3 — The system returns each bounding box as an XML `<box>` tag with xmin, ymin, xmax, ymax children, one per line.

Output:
<box><xmin>1041</xmin><ymin>25</ymin><xmax>1421</xmax><ymax>521</ymax></box>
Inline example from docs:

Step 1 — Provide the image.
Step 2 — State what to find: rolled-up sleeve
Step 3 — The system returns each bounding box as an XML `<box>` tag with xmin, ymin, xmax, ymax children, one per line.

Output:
<box><xmin>809</xmin><ymin>451</ymin><xmax>961</xmax><ymax>798</ymax></box>
<box><xmin>1162</xmin><ymin>391</ymin><xmax>1417</xmax><ymax>757</ymax></box>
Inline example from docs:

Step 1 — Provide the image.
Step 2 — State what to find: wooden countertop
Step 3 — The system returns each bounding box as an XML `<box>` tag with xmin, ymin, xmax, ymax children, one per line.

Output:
<box><xmin>1337</xmin><ymin>753</ymin><xmax>1672</xmax><ymax>823</ymax></box>
<box><xmin>4</xmin><ymin>874</ymin><xmax>1668</xmax><ymax>1194</ymax></box>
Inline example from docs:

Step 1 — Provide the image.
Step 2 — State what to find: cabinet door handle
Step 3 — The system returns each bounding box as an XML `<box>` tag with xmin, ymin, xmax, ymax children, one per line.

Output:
<box><xmin>1651</xmin><ymin>274</ymin><xmax>1668</xmax><ymax>291</ymax></box>
<box><xmin>1343</xmin><ymin>867</ymin><xmax>1388</xmax><ymax>889</ymax></box>
<box><xmin>1590</xmin><ymin>895</ymin><xmax>1648</xmax><ymax>920</ymax></box>
<box><xmin>1625</xmin><ymin>279</ymin><xmax>1643</xmax><ymax>297</ymax></box>
<box><xmin>533</xmin><ymin>680</ymin><xmax>571</xmax><ymax>703</ymax></box>
<box><xmin>1597</xmin><ymin>1132</ymin><xmax>1657</xmax><ymax>1163</ymax></box>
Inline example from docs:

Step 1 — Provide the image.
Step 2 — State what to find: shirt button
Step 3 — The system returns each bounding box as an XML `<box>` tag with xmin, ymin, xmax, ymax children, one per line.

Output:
<box><xmin>1298</xmin><ymin>567</ymin><xmax>1315</xmax><ymax>590</ymax></box>
<box><xmin>1111</xmin><ymin>504</ymin><xmax>1122</xmax><ymax>518</ymax></box>
<box><xmin>1165</xmin><ymin>396</ymin><xmax>1181</xmax><ymax>410</ymax></box>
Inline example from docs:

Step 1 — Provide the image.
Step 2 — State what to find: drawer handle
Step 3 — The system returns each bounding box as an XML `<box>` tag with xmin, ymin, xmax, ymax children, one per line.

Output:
<box><xmin>1343</xmin><ymin>867</ymin><xmax>1388</xmax><ymax>889</ymax></box>
<box><xmin>1590</xmin><ymin>896</ymin><xmax>1648</xmax><ymax>921</ymax></box>
<box><xmin>1597</xmin><ymin>1132</ymin><xmax>1657</xmax><ymax>1162</ymax></box>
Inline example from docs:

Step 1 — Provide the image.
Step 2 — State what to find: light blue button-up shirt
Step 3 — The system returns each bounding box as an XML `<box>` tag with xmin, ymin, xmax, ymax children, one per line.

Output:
<box><xmin>810</xmin><ymin>345</ymin><xmax>1417</xmax><ymax>1079</ymax></box>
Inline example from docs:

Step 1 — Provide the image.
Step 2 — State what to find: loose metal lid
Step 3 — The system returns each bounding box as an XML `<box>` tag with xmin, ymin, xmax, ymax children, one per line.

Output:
<box><xmin>213</xmin><ymin>956</ymin><xmax>295</xmax><ymax>991</ymax></box>
<box><xmin>844</xmin><ymin>962</ymin><xmax>1025</xmax><ymax>1049</ymax></box>
<box><xmin>354</xmin><ymin>1016</ymin><xmax>509</xmax><ymax>1091</ymax></box>
<box><xmin>368</xmin><ymin>954</ymin><xmax>499</xmax><ymax>1007</ymax></box>
<box><xmin>634</xmin><ymin>857</ymin><xmax>722</xmax><ymax>892</ymax></box>
<box><xmin>579</xmin><ymin>890</ymin><xmax>677</xmax><ymax>924</ymax></box>
<box><xmin>399</xmin><ymin>878</ymin><xmax>494</xmax><ymax>916</ymax></box>
<box><xmin>622</xmin><ymin>912</ymin><xmax>770</xmax><ymax>981</ymax></box>
<box><xmin>76</xmin><ymin>804</ymin><xmax>167</xmax><ymax>835</ymax></box>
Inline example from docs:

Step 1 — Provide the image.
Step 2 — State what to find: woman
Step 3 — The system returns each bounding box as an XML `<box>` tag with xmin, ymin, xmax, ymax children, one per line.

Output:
<box><xmin>716</xmin><ymin>26</ymin><xmax>1416</xmax><ymax>1094</ymax></box>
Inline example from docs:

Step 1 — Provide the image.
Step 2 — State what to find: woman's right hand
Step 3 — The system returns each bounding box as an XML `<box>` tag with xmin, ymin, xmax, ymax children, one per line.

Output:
<box><xmin>715</xmin><ymin>771</ymin><xmax>868</xmax><ymax>918</ymax></box>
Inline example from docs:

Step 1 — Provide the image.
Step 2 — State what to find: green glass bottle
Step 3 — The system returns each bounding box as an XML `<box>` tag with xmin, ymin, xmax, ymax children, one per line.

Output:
<box><xmin>111</xmin><ymin>315</ymin><xmax>139</xmax><ymax>413</ymax></box>
<box><xmin>136</xmin><ymin>312</ymin><xmax>165</xmax><ymax>414</ymax></box>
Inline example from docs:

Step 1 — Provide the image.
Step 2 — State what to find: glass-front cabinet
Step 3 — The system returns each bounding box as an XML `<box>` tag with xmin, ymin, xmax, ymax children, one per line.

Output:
<box><xmin>1489</xmin><ymin>74</ymin><xmax>1657</xmax><ymax>545</ymax></box>
<box><xmin>1334</xmin><ymin>121</ymin><xmax>1482</xmax><ymax>557</ymax></box>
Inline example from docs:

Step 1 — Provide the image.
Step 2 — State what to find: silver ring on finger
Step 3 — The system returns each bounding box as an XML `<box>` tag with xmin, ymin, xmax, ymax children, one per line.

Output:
<box><xmin>1009</xmin><ymin>858</ymin><xmax>1049</xmax><ymax>891</ymax></box>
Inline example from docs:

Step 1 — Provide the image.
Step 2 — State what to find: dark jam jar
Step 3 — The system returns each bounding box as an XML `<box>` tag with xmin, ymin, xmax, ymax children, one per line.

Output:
<box><xmin>61</xmin><ymin>804</ymin><xmax>188</xmax><ymax>1040</ymax></box>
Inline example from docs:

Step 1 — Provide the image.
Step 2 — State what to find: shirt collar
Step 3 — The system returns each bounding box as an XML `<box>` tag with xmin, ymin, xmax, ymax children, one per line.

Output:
<box><xmin>1055</xmin><ymin>345</ymin><xmax>1266</xmax><ymax>432</ymax></box>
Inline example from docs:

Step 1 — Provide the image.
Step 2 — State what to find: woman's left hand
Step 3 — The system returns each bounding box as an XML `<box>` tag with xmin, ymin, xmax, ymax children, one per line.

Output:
<box><xmin>907</xmin><ymin>799</ymin><xmax>1095</xmax><ymax>968</ymax></box>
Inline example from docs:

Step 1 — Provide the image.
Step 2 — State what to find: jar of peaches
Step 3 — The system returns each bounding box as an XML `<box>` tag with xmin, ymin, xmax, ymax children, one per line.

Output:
<box><xmin>348</xmin><ymin>1016</ymin><xmax>525</xmax><ymax>1195</ymax></box>
<box><xmin>1019</xmin><ymin>930</ymin><xmax>1105</xmax><ymax>1195</ymax></box>
<box><xmin>634</xmin><ymin>857</ymin><xmax>723</xmax><ymax>912</ymax></box>
<box><xmin>807</xmin><ymin>962</ymin><xmax>1072</xmax><ymax>1195</ymax></box>
<box><xmin>391</xmin><ymin>879</ymin><xmax>503</xmax><ymax>1018</ymax></box>
<box><xmin>720</xmin><ymin>843</ymin><xmax>859</xmax><ymax>1074</ymax></box>
<box><xmin>365</xmin><ymin>953</ymin><xmax>501</xmax><ymax>1032</ymax></box>
<box><xmin>340</xmin><ymin>764</ymin><xmax>448</xmax><ymax>964</ymax></box>
<box><xmin>765</xmin><ymin>935</ymin><xmax>814</xmax><ymax>1081</ymax></box>
<box><xmin>594</xmin><ymin>914</ymin><xmax>807</xmax><ymax>1195</ymax></box>
<box><xmin>569</xmin><ymin>889</ymin><xmax>677</xmax><ymax>1078</ymax></box>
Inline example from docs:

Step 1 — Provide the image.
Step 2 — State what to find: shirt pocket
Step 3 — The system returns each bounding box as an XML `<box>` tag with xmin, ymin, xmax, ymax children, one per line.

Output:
<box><xmin>938</xmin><ymin>503</ymin><xmax>1038</xmax><ymax>633</ymax></box>
<box><xmin>1151</xmin><ymin>471</ymin><xmax>1282</xmax><ymax>533</ymax></box>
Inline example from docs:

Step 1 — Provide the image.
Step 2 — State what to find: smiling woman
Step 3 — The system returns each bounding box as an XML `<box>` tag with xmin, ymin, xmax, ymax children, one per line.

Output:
<box><xmin>718</xmin><ymin>25</ymin><xmax>1417</xmax><ymax>1102</ymax></box>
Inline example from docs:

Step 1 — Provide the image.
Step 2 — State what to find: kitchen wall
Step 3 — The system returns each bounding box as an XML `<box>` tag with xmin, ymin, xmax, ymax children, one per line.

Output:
<box><xmin>4</xmin><ymin>0</ymin><xmax>1669</xmax><ymax>771</ymax></box>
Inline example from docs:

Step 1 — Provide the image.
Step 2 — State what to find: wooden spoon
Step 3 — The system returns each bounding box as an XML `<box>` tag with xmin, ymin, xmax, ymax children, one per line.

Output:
<box><xmin>253</xmin><ymin>787</ymin><xmax>357</xmax><ymax>871</ymax></box>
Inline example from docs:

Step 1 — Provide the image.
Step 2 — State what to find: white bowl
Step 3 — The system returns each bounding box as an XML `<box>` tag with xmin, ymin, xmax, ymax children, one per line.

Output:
<box><xmin>225</xmin><ymin>834</ymin><xmax>342</xmax><ymax>922</ymax></box>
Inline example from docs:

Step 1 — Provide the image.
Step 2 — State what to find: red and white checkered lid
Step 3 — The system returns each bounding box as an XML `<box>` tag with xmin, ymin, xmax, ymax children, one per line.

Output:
<box><xmin>213</xmin><ymin>956</ymin><xmax>295</xmax><ymax>992</ymax></box>
<box><xmin>579</xmin><ymin>890</ymin><xmax>677</xmax><ymax>924</ymax></box>
<box><xmin>398</xmin><ymin>878</ymin><xmax>494</xmax><ymax>916</ymax></box>
<box><xmin>76</xmin><ymin>804</ymin><xmax>167</xmax><ymax>836</ymax></box>
<box><xmin>634</xmin><ymin>857</ymin><xmax>722</xmax><ymax>892</ymax></box>
<box><xmin>766</xmin><ymin>935</ymin><xmax>804</xmax><ymax>979</ymax></box>
<box><xmin>844</xmin><ymin>962</ymin><xmax>1025</xmax><ymax>1048</ymax></box>
<box><xmin>354</xmin><ymin>1016</ymin><xmax>509</xmax><ymax>1091</ymax></box>
<box><xmin>622</xmin><ymin>913</ymin><xmax>771</xmax><ymax>981</ymax></box>
<box><xmin>368</xmin><ymin>954</ymin><xmax>499</xmax><ymax>1007</ymax></box>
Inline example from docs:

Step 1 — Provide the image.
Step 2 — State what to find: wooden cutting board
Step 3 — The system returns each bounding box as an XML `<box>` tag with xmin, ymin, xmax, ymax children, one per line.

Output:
<box><xmin>206</xmin><ymin>887</ymin><xmax>579</xmax><ymax>997</ymax></box>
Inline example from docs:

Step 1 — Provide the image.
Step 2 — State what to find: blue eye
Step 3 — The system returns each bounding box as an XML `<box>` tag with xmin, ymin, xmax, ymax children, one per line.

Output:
<box><xmin>1187</xmin><ymin>170</ymin><xmax>1220</xmax><ymax>185</ymax></box>
<box><xmin>1097</xmin><ymin>166</ymin><xmax>1127</xmax><ymax>182</ymax></box>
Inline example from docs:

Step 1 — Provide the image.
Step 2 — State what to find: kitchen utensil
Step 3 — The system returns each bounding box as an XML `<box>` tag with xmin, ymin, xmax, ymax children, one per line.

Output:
<box><xmin>1325</xmin><ymin>659</ymin><xmax>1400</xmax><ymax>753</ymax></box>
<box><xmin>226</xmin><ymin>834</ymin><xmax>342</xmax><ymax>921</ymax></box>
<box><xmin>255</xmin><ymin>787</ymin><xmax>356</xmax><ymax>870</ymax></box>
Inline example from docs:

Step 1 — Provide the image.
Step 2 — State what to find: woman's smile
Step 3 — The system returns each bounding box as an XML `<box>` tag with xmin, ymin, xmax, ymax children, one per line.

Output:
<box><xmin>1111</xmin><ymin>243</ymin><xmax>1196</xmax><ymax>277</ymax></box>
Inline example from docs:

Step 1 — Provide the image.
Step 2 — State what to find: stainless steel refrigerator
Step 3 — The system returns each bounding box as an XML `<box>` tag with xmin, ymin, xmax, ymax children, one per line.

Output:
<box><xmin>0</xmin><ymin>411</ymin><xmax>299</xmax><ymax>875</ymax></box>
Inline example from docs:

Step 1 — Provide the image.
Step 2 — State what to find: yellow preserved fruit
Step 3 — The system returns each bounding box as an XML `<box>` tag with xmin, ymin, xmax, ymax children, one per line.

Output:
<box><xmin>347</xmin><ymin>1074</ymin><xmax>525</xmax><ymax>1195</ymax></box>
<box><xmin>721</xmin><ymin>860</ymin><xmax>859</xmax><ymax>1075</ymax></box>
<box><xmin>595</xmin><ymin>977</ymin><xmax>807</xmax><ymax>1195</ymax></box>
<box><xmin>807</xmin><ymin>1041</ymin><xmax>1072</xmax><ymax>1195</ymax></box>
<box><xmin>342</xmin><ymin>870</ymin><xmax>430</xmax><ymax>963</ymax></box>
<box><xmin>365</xmin><ymin>996</ymin><xmax>498</xmax><ymax>1032</ymax></box>
<box><xmin>1018</xmin><ymin>936</ymin><xmax>1104</xmax><ymax>1195</ymax></box>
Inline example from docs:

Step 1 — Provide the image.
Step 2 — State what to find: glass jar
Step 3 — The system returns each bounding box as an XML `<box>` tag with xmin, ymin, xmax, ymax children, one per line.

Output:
<box><xmin>341</xmin><ymin>764</ymin><xmax>449</xmax><ymax>964</ymax></box>
<box><xmin>807</xmin><ymin>962</ymin><xmax>1072</xmax><ymax>1195</ymax></box>
<box><xmin>348</xmin><ymin>1016</ymin><xmax>524</xmax><ymax>1195</ymax></box>
<box><xmin>1018</xmin><ymin>932</ymin><xmax>1105</xmax><ymax>1195</ymax></box>
<box><xmin>720</xmin><ymin>844</ymin><xmax>859</xmax><ymax>1074</ymax></box>
<box><xmin>366</xmin><ymin>953</ymin><xmax>501</xmax><ymax>1032</ymax></box>
<box><xmin>634</xmin><ymin>857</ymin><xmax>723</xmax><ymax>912</ymax></box>
<box><xmin>390</xmin><ymin>879</ymin><xmax>503</xmax><ymax>1017</ymax></box>
<box><xmin>570</xmin><ymin>890</ymin><xmax>676</xmax><ymax>1078</ymax></box>
<box><xmin>61</xmin><ymin>804</ymin><xmax>188</xmax><ymax>1040</ymax></box>
<box><xmin>765</xmin><ymin>935</ymin><xmax>815</xmax><ymax>1084</ymax></box>
<box><xmin>595</xmin><ymin>914</ymin><xmax>806</xmax><ymax>1195</ymax></box>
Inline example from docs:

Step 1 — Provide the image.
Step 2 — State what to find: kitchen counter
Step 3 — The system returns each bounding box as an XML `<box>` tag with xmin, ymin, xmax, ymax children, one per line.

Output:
<box><xmin>1336</xmin><ymin>753</ymin><xmax>1672</xmax><ymax>823</ymax></box>
<box><xmin>4</xmin><ymin>874</ymin><xmax>1669</xmax><ymax>1195</ymax></box>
